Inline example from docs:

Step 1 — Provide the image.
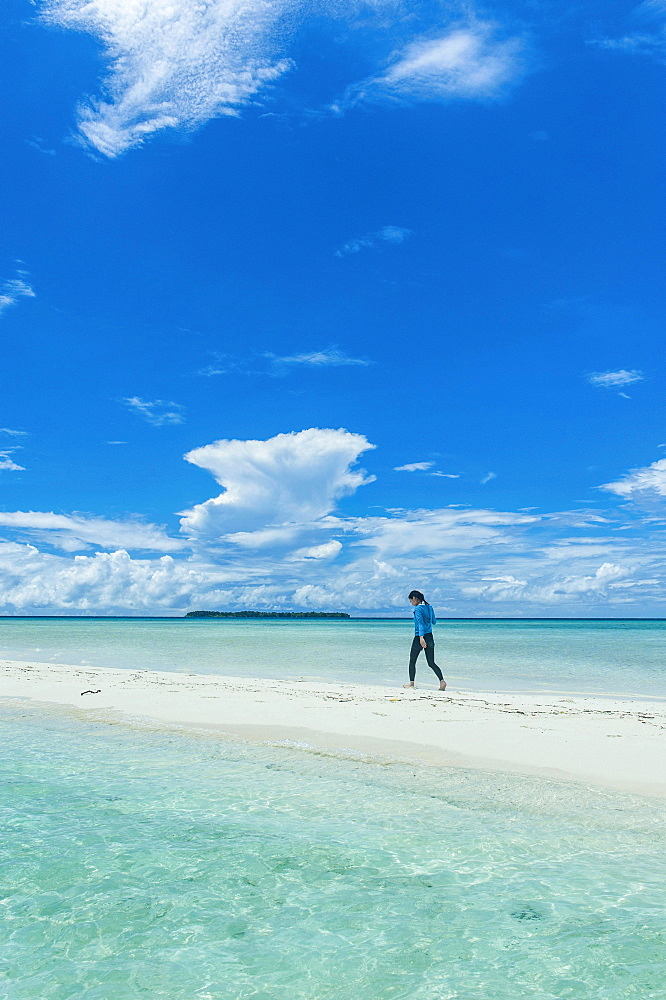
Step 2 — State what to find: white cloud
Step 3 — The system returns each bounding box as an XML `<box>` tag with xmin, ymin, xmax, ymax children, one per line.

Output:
<box><xmin>0</xmin><ymin>273</ymin><xmax>35</xmax><ymax>316</ymax></box>
<box><xmin>122</xmin><ymin>396</ymin><xmax>185</xmax><ymax>426</ymax></box>
<box><xmin>2</xmin><ymin>494</ymin><xmax>666</xmax><ymax>615</ymax></box>
<box><xmin>589</xmin><ymin>2</ymin><xmax>666</xmax><ymax>62</ymax></box>
<box><xmin>461</xmin><ymin>574</ymin><xmax>527</xmax><ymax>600</ymax></box>
<box><xmin>180</xmin><ymin>427</ymin><xmax>375</xmax><ymax>539</ymax></box>
<box><xmin>5</xmin><ymin>428</ymin><xmax>666</xmax><ymax>615</ymax></box>
<box><xmin>601</xmin><ymin>458</ymin><xmax>666</xmax><ymax>498</ymax></box>
<box><xmin>590</xmin><ymin>33</ymin><xmax>666</xmax><ymax>61</ymax></box>
<box><xmin>480</xmin><ymin>471</ymin><xmax>497</xmax><ymax>484</ymax></box>
<box><xmin>0</xmin><ymin>451</ymin><xmax>26</xmax><ymax>472</ymax></box>
<box><xmin>40</xmin><ymin>0</ymin><xmax>293</xmax><ymax>157</ymax></box>
<box><xmin>196</xmin><ymin>348</ymin><xmax>372</xmax><ymax>377</ymax></box>
<box><xmin>0</xmin><ymin>511</ymin><xmax>185</xmax><ymax>552</ymax></box>
<box><xmin>26</xmin><ymin>136</ymin><xmax>57</xmax><ymax>156</ymax></box>
<box><xmin>587</xmin><ymin>369</ymin><xmax>644</xmax><ymax>388</ymax></box>
<box><xmin>195</xmin><ymin>353</ymin><xmax>247</xmax><ymax>377</ymax></box>
<box><xmin>335</xmin><ymin>226</ymin><xmax>411</xmax><ymax>257</ymax></box>
<box><xmin>0</xmin><ymin>428</ymin><xmax>28</xmax><ymax>437</ymax></box>
<box><xmin>340</xmin><ymin>23</ymin><xmax>524</xmax><ymax>109</ymax></box>
<box><xmin>345</xmin><ymin>506</ymin><xmax>538</xmax><ymax>559</ymax></box>
<box><xmin>37</xmin><ymin>6</ymin><xmax>531</xmax><ymax>158</ymax></box>
<box><xmin>394</xmin><ymin>461</ymin><xmax>434</xmax><ymax>472</ymax></box>
<box><xmin>0</xmin><ymin>543</ymin><xmax>232</xmax><ymax>613</ymax></box>
<box><xmin>288</xmin><ymin>539</ymin><xmax>342</xmax><ymax>560</ymax></box>
<box><xmin>431</xmin><ymin>471</ymin><xmax>460</xmax><ymax>478</ymax></box>
<box><xmin>265</xmin><ymin>348</ymin><xmax>372</xmax><ymax>371</ymax></box>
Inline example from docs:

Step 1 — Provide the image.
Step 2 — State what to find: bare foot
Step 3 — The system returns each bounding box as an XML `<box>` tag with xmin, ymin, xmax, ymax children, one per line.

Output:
<box><xmin>439</xmin><ymin>680</ymin><xmax>447</xmax><ymax>691</ymax></box>
<box><xmin>403</xmin><ymin>682</ymin><xmax>414</xmax><ymax>689</ymax></box>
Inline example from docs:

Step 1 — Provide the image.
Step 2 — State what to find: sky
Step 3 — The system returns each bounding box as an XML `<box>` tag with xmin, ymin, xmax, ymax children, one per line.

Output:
<box><xmin>0</xmin><ymin>0</ymin><xmax>664</xmax><ymax>616</ymax></box>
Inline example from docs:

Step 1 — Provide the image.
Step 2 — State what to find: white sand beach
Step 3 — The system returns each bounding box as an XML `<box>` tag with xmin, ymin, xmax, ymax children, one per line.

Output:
<box><xmin>2</xmin><ymin>657</ymin><xmax>664</xmax><ymax>797</ymax></box>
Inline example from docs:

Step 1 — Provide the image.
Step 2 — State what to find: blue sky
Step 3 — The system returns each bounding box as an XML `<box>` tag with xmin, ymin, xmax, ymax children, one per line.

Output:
<box><xmin>0</xmin><ymin>0</ymin><xmax>664</xmax><ymax>615</ymax></box>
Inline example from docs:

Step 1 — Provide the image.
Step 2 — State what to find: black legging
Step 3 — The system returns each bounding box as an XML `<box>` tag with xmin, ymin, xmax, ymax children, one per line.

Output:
<box><xmin>408</xmin><ymin>633</ymin><xmax>443</xmax><ymax>683</ymax></box>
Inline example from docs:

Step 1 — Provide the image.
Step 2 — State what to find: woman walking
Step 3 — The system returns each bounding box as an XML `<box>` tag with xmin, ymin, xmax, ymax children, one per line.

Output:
<box><xmin>403</xmin><ymin>590</ymin><xmax>447</xmax><ymax>690</ymax></box>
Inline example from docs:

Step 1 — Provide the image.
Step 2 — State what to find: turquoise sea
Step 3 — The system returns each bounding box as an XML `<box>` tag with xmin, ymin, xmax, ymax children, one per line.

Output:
<box><xmin>2</xmin><ymin>701</ymin><xmax>665</xmax><ymax>1000</ymax></box>
<box><xmin>1</xmin><ymin>616</ymin><xmax>665</xmax><ymax>698</ymax></box>
<box><xmin>2</xmin><ymin>619</ymin><xmax>665</xmax><ymax>998</ymax></box>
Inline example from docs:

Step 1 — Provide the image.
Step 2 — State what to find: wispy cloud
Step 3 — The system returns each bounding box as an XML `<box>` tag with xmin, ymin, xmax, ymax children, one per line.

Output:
<box><xmin>25</xmin><ymin>136</ymin><xmax>57</xmax><ymax>156</ymax></box>
<box><xmin>0</xmin><ymin>428</ymin><xmax>28</xmax><ymax>437</ymax></box>
<box><xmin>287</xmin><ymin>540</ymin><xmax>342</xmax><ymax>561</ymax></box>
<box><xmin>591</xmin><ymin>33</ymin><xmax>666</xmax><ymax>59</ymax></box>
<box><xmin>481</xmin><ymin>471</ymin><xmax>497</xmax><ymax>484</ymax></box>
<box><xmin>40</xmin><ymin>0</ymin><xmax>293</xmax><ymax>157</ymax></box>
<box><xmin>601</xmin><ymin>458</ymin><xmax>666</xmax><ymax>498</ymax></box>
<box><xmin>337</xmin><ymin>23</ymin><xmax>525</xmax><ymax>110</ymax></box>
<box><xmin>195</xmin><ymin>353</ymin><xmax>245</xmax><ymax>377</ymax></box>
<box><xmin>196</xmin><ymin>348</ymin><xmax>372</xmax><ymax>377</ymax></box>
<box><xmin>0</xmin><ymin>451</ymin><xmax>26</xmax><ymax>472</ymax></box>
<box><xmin>38</xmin><ymin>6</ymin><xmax>531</xmax><ymax>158</ymax></box>
<box><xmin>122</xmin><ymin>397</ymin><xmax>185</xmax><ymax>426</ymax></box>
<box><xmin>393</xmin><ymin>461</ymin><xmax>459</xmax><ymax>476</ymax></box>
<box><xmin>0</xmin><ymin>272</ymin><xmax>35</xmax><ymax>316</ymax></box>
<box><xmin>335</xmin><ymin>225</ymin><xmax>411</xmax><ymax>258</ymax></box>
<box><xmin>589</xmin><ymin>1</ymin><xmax>666</xmax><ymax>63</ymax></box>
<box><xmin>587</xmin><ymin>369</ymin><xmax>644</xmax><ymax>388</ymax></box>
<box><xmin>394</xmin><ymin>461</ymin><xmax>434</xmax><ymax>472</ymax></box>
<box><xmin>265</xmin><ymin>349</ymin><xmax>372</xmax><ymax>372</ymax></box>
<box><xmin>0</xmin><ymin>510</ymin><xmax>184</xmax><ymax>552</ymax></box>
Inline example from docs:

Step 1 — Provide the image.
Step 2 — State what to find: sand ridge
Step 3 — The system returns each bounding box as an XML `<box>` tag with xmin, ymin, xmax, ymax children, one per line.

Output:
<box><xmin>2</xmin><ymin>658</ymin><xmax>665</xmax><ymax>797</ymax></box>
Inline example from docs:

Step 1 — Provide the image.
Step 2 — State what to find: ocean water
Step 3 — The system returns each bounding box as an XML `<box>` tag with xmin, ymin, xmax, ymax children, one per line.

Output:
<box><xmin>1</xmin><ymin>617</ymin><xmax>665</xmax><ymax>698</ymax></box>
<box><xmin>1</xmin><ymin>700</ymin><xmax>665</xmax><ymax>1000</ymax></box>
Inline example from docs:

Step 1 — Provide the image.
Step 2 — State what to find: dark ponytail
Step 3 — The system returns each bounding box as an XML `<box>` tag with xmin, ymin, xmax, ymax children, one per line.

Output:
<box><xmin>408</xmin><ymin>590</ymin><xmax>428</xmax><ymax>604</ymax></box>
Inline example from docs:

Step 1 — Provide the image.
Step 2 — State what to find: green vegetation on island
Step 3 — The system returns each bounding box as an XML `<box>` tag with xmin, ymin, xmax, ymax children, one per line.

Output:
<box><xmin>185</xmin><ymin>610</ymin><xmax>351</xmax><ymax>619</ymax></box>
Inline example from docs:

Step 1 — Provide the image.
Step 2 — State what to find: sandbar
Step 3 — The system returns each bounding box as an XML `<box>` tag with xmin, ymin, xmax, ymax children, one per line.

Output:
<box><xmin>1</xmin><ymin>658</ymin><xmax>665</xmax><ymax>797</ymax></box>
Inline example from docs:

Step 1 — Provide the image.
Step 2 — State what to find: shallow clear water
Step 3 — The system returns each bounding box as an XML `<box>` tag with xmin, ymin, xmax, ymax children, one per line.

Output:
<box><xmin>1</xmin><ymin>701</ymin><xmax>665</xmax><ymax>1000</ymax></box>
<box><xmin>1</xmin><ymin>617</ymin><xmax>665</xmax><ymax>698</ymax></box>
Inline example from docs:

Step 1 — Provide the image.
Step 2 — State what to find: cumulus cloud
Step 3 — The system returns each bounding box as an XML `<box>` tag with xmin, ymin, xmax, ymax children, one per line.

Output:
<box><xmin>339</xmin><ymin>23</ymin><xmax>524</xmax><ymax>109</ymax></box>
<box><xmin>335</xmin><ymin>226</ymin><xmax>411</xmax><ymax>257</ymax></box>
<box><xmin>0</xmin><ymin>544</ymin><xmax>232</xmax><ymax>613</ymax></box>
<box><xmin>180</xmin><ymin>427</ymin><xmax>376</xmax><ymax>539</ymax></box>
<box><xmin>2</xmin><ymin>499</ymin><xmax>666</xmax><ymax>615</ymax></box>
<box><xmin>554</xmin><ymin>561</ymin><xmax>629</xmax><ymax>595</ymax></box>
<box><xmin>601</xmin><ymin>458</ymin><xmax>666</xmax><ymax>498</ymax></box>
<box><xmin>0</xmin><ymin>273</ymin><xmax>35</xmax><ymax>316</ymax></box>
<box><xmin>587</xmin><ymin>369</ymin><xmax>644</xmax><ymax>388</ymax></box>
<box><xmin>122</xmin><ymin>396</ymin><xmax>185</xmax><ymax>426</ymax></box>
<box><xmin>0</xmin><ymin>510</ymin><xmax>185</xmax><ymax>552</ymax></box>
<box><xmin>4</xmin><ymin>428</ymin><xmax>666</xmax><ymax>615</ymax></box>
<box><xmin>394</xmin><ymin>461</ymin><xmax>434</xmax><ymax>472</ymax></box>
<box><xmin>40</xmin><ymin>0</ymin><xmax>293</xmax><ymax>157</ymax></box>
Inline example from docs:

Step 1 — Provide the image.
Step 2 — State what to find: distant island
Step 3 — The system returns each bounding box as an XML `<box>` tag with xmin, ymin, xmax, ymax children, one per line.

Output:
<box><xmin>185</xmin><ymin>610</ymin><xmax>351</xmax><ymax>619</ymax></box>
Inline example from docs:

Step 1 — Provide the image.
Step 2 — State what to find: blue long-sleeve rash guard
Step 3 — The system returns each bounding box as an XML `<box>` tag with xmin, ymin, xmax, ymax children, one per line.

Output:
<box><xmin>413</xmin><ymin>603</ymin><xmax>436</xmax><ymax>636</ymax></box>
